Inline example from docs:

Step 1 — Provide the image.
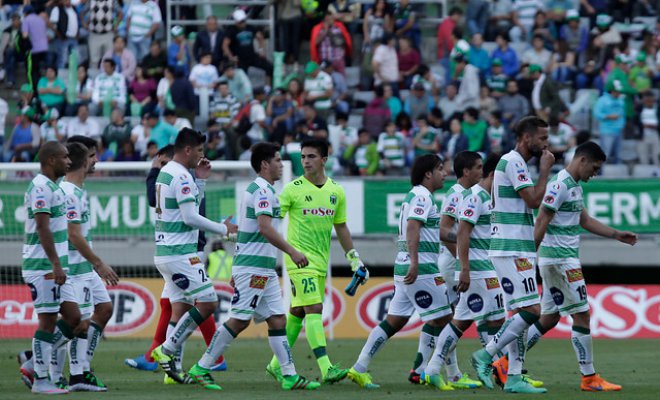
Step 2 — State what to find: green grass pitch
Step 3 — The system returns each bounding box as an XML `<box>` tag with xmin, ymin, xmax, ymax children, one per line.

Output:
<box><xmin>0</xmin><ymin>338</ymin><xmax>657</xmax><ymax>399</ymax></box>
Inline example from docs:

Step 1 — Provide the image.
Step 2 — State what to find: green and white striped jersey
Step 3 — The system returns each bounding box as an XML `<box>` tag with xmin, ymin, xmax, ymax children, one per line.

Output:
<box><xmin>489</xmin><ymin>150</ymin><xmax>536</xmax><ymax>258</ymax></box>
<box><xmin>394</xmin><ymin>185</ymin><xmax>441</xmax><ymax>280</ymax></box>
<box><xmin>457</xmin><ymin>184</ymin><xmax>496</xmax><ymax>275</ymax></box>
<box><xmin>22</xmin><ymin>174</ymin><xmax>68</xmax><ymax>277</ymax></box>
<box><xmin>60</xmin><ymin>181</ymin><xmax>94</xmax><ymax>281</ymax></box>
<box><xmin>127</xmin><ymin>0</ymin><xmax>162</xmax><ymax>39</ymax></box>
<box><xmin>441</xmin><ymin>182</ymin><xmax>467</xmax><ymax>222</ymax></box>
<box><xmin>233</xmin><ymin>177</ymin><xmax>280</xmax><ymax>275</ymax></box>
<box><xmin>154</xmin><ymin>161</ymin><xmax>200</xmax><ymax>262</ymax></box>
<box><xmin>377</xmin><ymin>132</ymin><xmax>406</xmax><ymax>167</ymax></box>
<box><xmin>539</xmin><ymin>169</ymin><xmax>584</xmax><ymax>265</ymax></box>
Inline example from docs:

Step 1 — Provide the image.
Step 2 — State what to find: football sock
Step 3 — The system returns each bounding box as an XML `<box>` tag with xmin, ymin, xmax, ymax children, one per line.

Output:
<box><xmin>477</xmin><ymin>323</ymin><xmax>490</xmax><ymax>347</ymax></box>
<box><xmin>445</xmin><ymin>346</ymin><xmax>462</xmax><ymax>379</ymax></box>
<box><xmin>199</xmin><ymin>323</ymin><xmax>236</xmax><ymax>370</ymax></box>
<box><xmin>32</xmin><ymin>330</ymin><xmax>56</xmax><ymax>379</ymax></box>
<box><xmin>507</xmin><ymin>328</ymin><xmax>527</xmax><ymax>376</ymax></box>
<box><xmin>305</xmin><ymin>313</ymin><xmax>332</xmax><ymax>374</ymax></box>
<box><xmin>146</xmin><ymin>298</ymin><xmax>172</xmax><ymax>362</ymax></box>
<box><xmin>69</xmin><ymin>330</ymin><xmax>88</xmax><ymax>376</ymax></box>
<box><xmin>485</xmin><ymin>311</ymin><xmax>537</xmax><ymax>356</ymax></box>
<box><xmin>162</xmin><ymin>308</ymin><xmax>205</xmax><ymax>355</ymax></box>
<box><xmin>571</xmin><ymin>326</ymin><xmax>595</xmax><ymax>375</ymax></box>
<box><xmin>426</xmin><ymin>323</ymin><xmax>462</xmax><ymax>376</ymax></box>
<box><xmin>354</xmin><ymin>320</ymin><xmax>396</xmax><ymax>373</ymax></box>
<box><xmin>413</xmin><ymin>324</ymin><xmax>438</xmax><ymax>374</ymax></box>
<box><xmin>269</xmin><ymin>313</ymin><xmax>303</xmax><ymax>370</ymax></box>
<box><xmin>526</xmin><ymin>321</ymin><xmax>548</xmax><ymax>351</ymax></box>
<box><xmin>84</xmin><ymin>321</ymin><xmax>103</xmax><ymax>371</ymax></box>
<box><xmin>49</xmin><ymin>344</ymin><xmax>66</xmax><ymax>382</ymax></box>
<box><xmin>268</xmin><ymin>329</ymin><xmax>296</xmax><ymax>376</ymax></box>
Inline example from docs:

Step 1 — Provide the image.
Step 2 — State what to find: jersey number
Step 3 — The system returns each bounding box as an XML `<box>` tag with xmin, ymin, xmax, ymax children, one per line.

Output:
<box><xmin>198</xmin><ymin>269</ymin><xmax>208</xmax><ymax>282</ymax></box>
<box><xmin>302</xmin><ymin>277</ymin><xmax>316</xmax><ymax>294</ymax></box>
<box><xmin>494</xmin><ymin>293</ymin><xmax>504</xmax><ymax>309</ymax></box>
<box><xmin>576</xmin><ymin>285</ymin><xmax>587</xmax><ymax>301</ymax></box>
<box><xmin>51</xmin><ymin>285</ymin><xmax>61</xmax><ymax>301</ymax></box>
<box><xmin>83</xmin><ymin>287</ymin><xmax>91</xmax><ymax>303</ymax></box>
<box><xmin>249</xmin><ymin>295</ymin><xmax>259</xmax><ymax>309</ymax></box>
<box><xmin>521</xmin><ymin>277</ymin><xmax>536</xmax><ymax>294</ymax></box>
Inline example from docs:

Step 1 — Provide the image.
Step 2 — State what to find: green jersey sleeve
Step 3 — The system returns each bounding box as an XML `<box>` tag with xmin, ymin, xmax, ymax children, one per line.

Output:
<box><xmin>333</xmin><ymin>185</ymin><xmax>347</xmax><ymax>224</ymax></box>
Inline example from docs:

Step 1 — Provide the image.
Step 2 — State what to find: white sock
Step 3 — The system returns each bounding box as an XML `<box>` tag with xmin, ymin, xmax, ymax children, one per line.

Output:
<box><xmin>485</xmin><ymin>313</ymin><xmax>533</xmax><ymax>356</ymax></box>
<box><xmin>163</xmin><ymin>308</ymin><xmax>204</xmax><ymax>355</ymax></box>
<box><xmin>507</xmin><ymin>329</ymin><xmax>527</xmax><ymax>376</ymax></box>
<box><xmin>49</xmin><ymin>344</ymin><xmax>67</xmax><ymax>382</ymax></box>
<box><xmin>269</xmin><ymin>330</ymin><xmax>296</xmax><ymax>376</ymax></box>
<box><xmin>526</xmin><ymin>321</ymin><xmax>545</xmax><ymax>351</ymax></box>
<box><xmin>413</xmin><ymin>324</ymin><xmax>436</xmax><ymax>374</ymax></box>
<box><xmin>84</xmin><ymin>321</ymin><xmax>103</xmax><ymax>371</ymax></box>
<box><xmin>69</xmin><ymin>336</ymin><xmax>87</xmax><ymax>376</ymax></box>
<box><xmin>32</xmin><ymin>332</ymin><xmax>54</xmax><ymax>379</ymax></box>
<box><xmin>571</xmin><ymin>327</ymin><xmax>595</xmax><ymax>375</ymax></box>
<box><xmin>174</xmin><ymin>341</ymin><xmax>186</xmax><ymax>372</ymax></box>
<box><xmin>354</xmin><ymin>322</ymin><xmax>392</xmax><ymax>373</ymax></box>
<box><xmin>444</xmin><ymin>347</ymin><xmax>462</xmax><ymax>380</ymax></box>
<box><xmin>476</xmin><ymin>324</ymin><xmax>490</xmax><ymax>347</ymax></box>
<box><xmin>199</xmin><ymin>324</ymin><xmax>236</xmax><ymax>370</ymax></box>
<box><xmin>425</xmin><ymin>323</ymin><xmax>461</xmax><ymax>376</ymax></box>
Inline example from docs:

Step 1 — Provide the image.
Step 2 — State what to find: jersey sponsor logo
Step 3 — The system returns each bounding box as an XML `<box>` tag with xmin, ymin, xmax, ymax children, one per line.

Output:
<box><xmin>258</xmin><ymin>200</ymin><xmax>269</xmax><ymax>209</ymax></box>
<box><xmin>463</xmin><ymin>209</ymin><xmax>474</xmax><ymax>217</ymax></box>
<box><xmin>550</xmin><ymin>287</ymin><xmax>564</xmax><ymax>305</ymax></box>
<box><xmin>305</xmin><ymin>195</ymin><xmax>313</xmax><ymax>202</ymax></box>
<box><xmin>566</xmin><ymin>268</ymin><xmax>584</xmax><ymax>283</ymax></box>
<box><xmin>181</xmin><ymin>186</ymin><xmax>191</xmax><ymax>195</ymax></box>
<box><xmin>172</xmin><ymin>273</ymin><xmax>190</xmax><ymax>290</ymax></box>
<box><xmin>413</xmin><ymin>207</ymin><xmax>424</xmax><ymax>215</ymax></box>
<box><xmin>434</xmin><ymin>276</ymin><xmax>445</xmax><ymax>286</ymax></box>
<box><xmin>518</xmin><ymin>174</ymin><xmax>529</xmax><ymax>182</ymax></box>
<box><xmin>414</xmin><ymin>290</ymin><xmax>433</xmax><ymax>309</ymax></box>
<box><xmin>249</xmin><ymin>275</ymin><xmax>269</xmax><ymax>289</ymax></box>
<box><xmin>302</xmin><ymin>207</ymin><xmax>335</xmax><ymax>217</ymax></box>
<box><xmin>34</xmin><ymin>200</ymin><xmax>46</xmax><ymax>209</ymax></box>
<box><xmin>544</xmin><ymin>195</ymin><xmax>555</xmax><ymax>204</ymax></box>
<box><xmin>66</xmin><ymin>210</ymin><xmax>78</xmax><ymax>220</ymax></box>
<box><xmin>501</xmin><ymin>277</ymin><xmax>514</xmax><ymax>294</ymax></box>
<box><xmin>188</xmin><ymin>256</ymin><xmax>202</xmax><ymax>265</ymax></box>
<box><xmin>467</xmin><ymin>293</ymin><xmax>484</xmax><ymax>312</ymax></box>
<box><xmin>515</xmin><ymin>258</ymin><xmax>533</xmax><ymax>272</ymax></box>
<box><xmin>357</xmin><ymin>282</ymin><xmax>423</xmax><ymax>335</ymax></box>
<box><xmin>485</xmin><ymin>277</ymin><xmax>500</xmax><ymax>289</ymax></box>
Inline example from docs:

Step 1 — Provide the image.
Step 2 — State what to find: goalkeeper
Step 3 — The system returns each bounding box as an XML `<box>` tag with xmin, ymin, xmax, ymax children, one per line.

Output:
<box><xmin>266</xmin><ymin>138</ymin><xmax>368</xmax><ymax>384</ymax></box>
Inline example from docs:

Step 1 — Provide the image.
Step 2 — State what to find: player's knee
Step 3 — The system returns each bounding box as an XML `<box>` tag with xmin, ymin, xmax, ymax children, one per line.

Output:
<box><xmin>227</xmin><ymin>318</ymin><xmax>250</xmax><ymax>334</ymax></box>
<box><xmin>94</xmin><ymin>302</ymin><xmax>114</xmax><ymax>326</ymax></box>
<box><xmin>385</xmin><ymin>315</ymin><xmax>409</xmax><ymax>331</ymax></box>
<box><xmin>304</xmin><ymin>303</ymin><xmax>323</xmax><ymax>315</ymax></box>
<box><xmin>521</xmin><ymin>303</ymin><xmax>541</xmax><ymax>317</ymax></box>
<box><xmin>452</xmin><ymin>319</ymin><xmax>472</xmax><ymax>332</ymax></box>
<box><xmin>62</xmin><ymin>304</ymin><xmax>82</xmax><ymax>328</ymax></box>
<box><xmin>38</xmin><ymin>313</ymin><xmax>58</xmax><ymax>331</ymax></box>
<box><xmin>571</xmin><ymin>311</ymin><xmax>590</xmax><ymax>328</ymax></box>
<box><xmin>196</xmin><ymin>301</ymin><xmax>219</xmax><ymax>318</ymax></box>
<box><xmin>266</xmin><ymin>314</ymin><xmax>286</xmax><ymax>330</ymax></box>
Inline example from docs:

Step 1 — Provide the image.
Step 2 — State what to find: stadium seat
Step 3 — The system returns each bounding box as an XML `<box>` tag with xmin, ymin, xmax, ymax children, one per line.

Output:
<box><xmin>632</xmin><ymin>165</ymin><xmax>660</xmax><ymax>178</ymax></box>
<box><xmin>347</xmin><ymin>114</ymin><xmax>362</xmax><ymax>129</ymax></box>
<box><xmin>247</xmin><ymin>67</ymin><xmax>266</xmax><ymax>88</ymax></box>
<box><xmin>620</xmin><ymin>140</ymin><xmax>639</xmax><ymax>163</ymax></box>
<box><xmin>601</xmin><ymin>164</ymin><xmax>629</xmax><ymax>178</ymax></box>
<box><xmin>481</xmin><ymin>41</ymin><xmax>497</xmax><ymax>55</ymax></box>
<box><xmin>353</xmin><ymin>91</ymin><xmax>375</xmax><ymax>106</ymax></box>
<box><xmin>345</xmin><ymin>66</ymin><xmax>360</xmax><ymax>89</ymax></box>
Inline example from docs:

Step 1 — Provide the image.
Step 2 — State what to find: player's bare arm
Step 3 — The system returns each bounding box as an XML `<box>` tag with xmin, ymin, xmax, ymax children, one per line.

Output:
<box><xmin>404</xmin><ymin>219</ymin><xmax>422</xmax><ymax>285</ymax></box>
<box><xmin>440</xmin><ymin>214</ymin><xmax>457</xmax><ymax>256</ymax></box>
<box><xmin>579</xmin><ymin>209</ymin><xmax>638</xmax><ymax>246</ymax></box>
<box><xmin>534</xmin><ymin>206</ymin><xmax>555</xmax><ymax>250</ymax></box>
<box><xmin>518</xmin><ymin>150</ymin><xmax>555</xmax><ymax>209</ymax></box>
<box><xmin>67</xmin><ymin>222</ymin><xmax>119</xmax><ymax>286</ymax></box>
<box><xmin>456</xmin><ymin>220</ymin><xmax>473</xmax><ymax>292</ymax></box>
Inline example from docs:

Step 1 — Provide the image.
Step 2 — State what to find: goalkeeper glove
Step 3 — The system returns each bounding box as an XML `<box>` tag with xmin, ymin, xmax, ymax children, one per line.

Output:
<box><xmin>346</xmin><ymin>249</ymin><xmax>364</xmax><ymax>271</ymax></box>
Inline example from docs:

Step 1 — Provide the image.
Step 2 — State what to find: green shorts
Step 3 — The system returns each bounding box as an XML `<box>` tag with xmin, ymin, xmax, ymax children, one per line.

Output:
<box><xmin>289</xmin><ymin>271</ymin><xmax>326</xmax><ymax>308</ymax></box>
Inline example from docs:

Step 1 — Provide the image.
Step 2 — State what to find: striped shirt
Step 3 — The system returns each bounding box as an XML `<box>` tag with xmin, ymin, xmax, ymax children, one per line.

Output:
<box><xmin>233</xmin><ymin>177</ymin><xmax>280</xmax><ymax>275</ymax></box>
<box><xmin>489</xmin><ymin>150</ymin><xmax>536</xmax><ymax>257</ymax></box>
<box><xmin>539</xmin><ymin>169</ymin><xmax>584</xmax><ymax>265</ymax></box>
<box><xmin>377</xmin><ymin>132</ymin><xmax>406</xmax><ymax>167</ymax></box>
<box><xmin>154</xmin><ymin>161</ymin><xmax>200</xmax><ymax>262</ymax></box>
<box><xmin>394</xmin><ymin>185</ymin><xmax>441</xmax><ymax>280</ymax></box>
<box><xmin>457</xmin><ymin>184</ymin><xmax>496</xmax><ymax>275</ymax></box>
<box><xmin>513</xmin><ymin>0</ymin><xmax>544</xmax><ymax>31</ymax></box>
<box><xmin>304</xmin><ymin>71</ymin><xmax>333</xmax><ymax>109</ymax></box>
<box><xmin>127</xmin><ymin>0</ymin><xmax>162</xmax><ymax>40</ymax></box>
<box><xmin>22</xmin><ymin>174</ymin><xmax>68</xmax><ymax>277</ymax></box>
<box><xmin>60</xmin><ymin>181</ymin><xmax>94</xmax><ymax>280</ymax></box>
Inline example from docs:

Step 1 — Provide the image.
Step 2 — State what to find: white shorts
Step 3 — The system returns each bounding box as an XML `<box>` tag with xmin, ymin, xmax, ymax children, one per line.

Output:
<box><xmin>438</xmin><ymin>249</ymin><xmax>458</xmax><ymax>306</ymax></box>
<box><xmin>454</xmin><ymin>273</ymin><xmax>506</xmax><ymax>322</ymax></box>
<box><xmin>160</xmin><ymin>251</ymin><xmax>205</xmax><ymax>299</ymax></box>
<box><xmin>539</xmin><ymin>263</ymin><xmax>590</xmax><ymax>316</ymax></box>
<box><xmin>388</xmin><ymin>276</ymin><xmax>452</xmax><ymax>322</ymax></box>
<box><xmin>490</xmin><ymin>256</ymin><xmax>540</xmax><ymax>311</ymax></box>
<box><xmin>71</xmin><ymin>273</ymin><xmax>112</xmax><ymax>319</ymax></box>
<box><xmin>229</xmin><ymin>272</ymin><xmax>285</xmax><ymax>322</ymax></box>
<box><xmin>155</xmin><ymin>256</ymin><xmax>216</xmax><ymax>304</ymax></box>
<box><xmin>24</xmin><ymin>274</ymin><xmax>77</xmax><ymax>314</ymax></box>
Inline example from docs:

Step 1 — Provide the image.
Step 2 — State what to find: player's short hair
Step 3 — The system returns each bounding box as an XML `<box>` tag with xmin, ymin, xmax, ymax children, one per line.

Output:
<box><xmin>67</xmin><ymin>135</ymin><xmax>98</xmax><ymax>151</ymax></box>
<box><xmin>483</xmin><ymin>153</ymin><xmax>501</xmax><ymax>177</ymax></box>
<box><xmin>514</xmin><ymin>116</ymin><xmax>548</xmax><ymax>140</ymax></box>
<box><xmin>300</xmin><ymin>138</ymin><xmax>329</xmax><ymax>158</ymax></box>
<box><xmin>454</xmin><ymin>151</ymin><xmax>481</xmax><ymax>178</ymax></box>
<box><xmin>574</xmin><ymin>141</ymin><xmax>606</xmax><ymax>162</ymax></box>
<box><xmin>174</xmin><ymin>128</ymin><xmax>205</xmax><ymax>150</ymax></box>
<box><xmin>38</xmin><ymin>141</ymin><xmax>66</xmax><ymax>166</ymax></box>
<box><xmin>158</xmin><ymin>144</ymin><xmax>175</xmax><ymax>158</ymax></box>
<box><xmin>411</xmin><ymin>154</ymin><xmax>443</xmax><ymax>186</ymax></box>
<box><xmin>66</xmin><ymin>142</ymin><xmax>89</xmax><ymax>171</ymax></box>
<box><xmin>250</xmin><ymin>142</ymin><xmax>281</xmax><ymax>173</ymax></box>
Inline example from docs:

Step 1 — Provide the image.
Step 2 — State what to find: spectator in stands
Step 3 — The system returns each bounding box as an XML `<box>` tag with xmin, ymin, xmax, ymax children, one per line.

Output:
<box><xmin>87</xmin><ymin>0</ymin><xmax>122</xmax><ymax>69</ymax></box>
<box><xmin>560</xmin><ymin>9</ymin><xmax>589</xmax><ymax>54</ymax></box>
<box><xmin>412</xmin><ymin>114</ymin><xmax>440</xmax><ymax>157</ymax></box>
<box><xmin>300</xmin><ymin>103</ymin><xmax>328</xmax><ymax>136</ymax></box>
<box><xmin>492</xmin><ymin>31</ymin><xmax>519</xmax><ymax>77</ymax></box>
<box><xmin>461</xmin><ymin>107</ymin><xmax>489</xmax><ymax>153</ymax></box>
<box><xmin>486</xmin><ymin>0</ymin><xmax>513</xmax><ymax>41</ymax></box>
<box><xmin>303</xmin><ymin>61</ymin><xmax>334</xmax><ymax>120</ymax></box>
<box><xmin>223</xmin><ymin>9</ymin><xmax>273</xmax><ymax>85</ymax></box>
<box><xmin>441</xmin><ymin>117</ymin><xmax>469</xmax><ymax>162</ymax></box>
<box><xmin>592</xmin><ymin>14</ymin><xmax>622</xmax><ymax>48</ymax></box>
<box><xmin>547</xmin><ymin>114</ymin><xmax>575</xmax><ymax>163</ymax></box>
<box><xmin>66</xmin><ymin>103</ymin><xmax>101</xmax><ymax>139</ymax></box>
<box><xmin>194</xmin><ymin>16</ymin><xmax>225</xmax><ymax>66</ymax></box>
<box><xmin>392</xmin><ymin>0</ymin><xmax>420</xmax><ymax>49</ymax></box>
<box><xmin>103</xmin><ymin>36</ymin><xmax>137</xmax><ymax>82</ymax></box>
<box><xmin>0</xmin><ymin>13</ymin><xmax>22</xmax><ymax>88</ymax></box>
<box><xmin>395</xmin><ymin>111</ymin><xmax>413</xmax><ymax>138</ymax></box>
<box><xmin>210</xmin><ymin>80</ymin><xmax>240</xmax><ymax>128</ymax></box>
<box><xmin>410</xmin><ymin>64</ymin><xmax>442</xmax><ymax>97</ymax></box>
<box><xmin>404</xmin><ymin>81</ymin><xmax>435</xmax><ymax>121</ymax></box>
<box><xmin>141</xmin><ymin>41</ymin><xmax>167</xmax><ymax>81</ymax></box>
<box><xmin>576</xmin><ymin>58</ymin><xmax>600</xmax><ymax>90</ymax></box>
<box><xmin>636</xmin><ymin>91</ymin><xmax>660</xmax><ymax>166</ymax></box>
<box><xmin>275</xmin><ymin>0</ymin><xmax>303</xmax><ymax>64</ymax></box>
<box><xmin>548</xmin><ymin>39</ymin><xmax>576</xmax><ymax>84</ymax></box>
<box><xmin>168</xmin><ymin>25</ymin><xmax>192</xmax><ymax>77</ymax></box>
<box><xmin>522</xmin><ymin>34</ymin><xmax>553</xmax><ymax>71</ymax></box>
<box><xmin>22</xmin><ymin>5</ymin><xmax>48</xmax><ymax>98</ymax></box>
<box><xmin>311</xmin><ymin>13</ymin><xmax>352</xmax><ymax>75</ymax></box>
<box><xmin>479</xmin><ymin>85</ymin><xmax>497</xmax><ymax>120</ymax></box>
<box><xmin>131</xmin><ymin>112</ymin><xmax>157</xmax><ymax>156</ymax></box>
<box><xmin>530</xmin><ymin>10</ymin><xmax>556</xmax><ymax>49</ymax></box>
<box><xmin>438</xmin><ymin>83</ymin><xmax>459</xmax><ymax>121</ymax></box>
<box><xmin>328</xmin><ymin>112</ymin><xmax>357</xmax><ymax>156</ymax></box>
<box><xmin>49</xmin><ymin>0</ymin><xmax>80</xmax><ymax>69</ymax></box>
<box><xmin>530</xmin><ymin>63</ymin><xmax>568</xmax><ymax>120</ymax></box>
<box><xmin>169</xmin><ymin>69</ymin><xmax>196</xmax><ymax>124</ymax></box>
<box><xmin>321</xmin><ymin>60</ymin><xmax>350</xmax><ymax>115</ymax></box>
<box><xmin>287</xmin><ymin>77</ymin><xmax>303</xmax><ymax>109</ymax></box>
<box><xmin>377</xmin><ymin>120</ymin><xmax>406</xmax><ymax>174</ymax></box>
<box><xmin>149</xmin><ymin>108</ymin><xmax>180</xmax><ymax>149</ymax></box>
<box><xmin>372</xmin><ymin>33</ymin><xmax>398</xmax><ymax>95</ymax></box>
<box><xmin>40</xmin><ymin>108</ymin><xmax>65</xmax><ymax>143</ymax></box>
<box><xmin>363</xmin><ymin>0</ymin><xmax>393</xmax><ymax>54</ymax></box>
<box><xmin>509</xmin><ymin>0</ymin><xmax>543</xmax><ymax>43</ymax></box>
<box><xmin>266</xmin><ymin>87</ymin><xmax>294</xmax><ymax>144</ymax></box>
<box><xmin>593</xmin><ymin>80</ymin><xmax>625</xmax><ymax>164</ymax></box>
<box><xmin>129</xmin><ymin>65</ymin><xmax>157</xmax><ymax>116</ymax></box>
<box><xmin>65</xmin><ymin>64</ymin><xmax>93</xmax><ymax>116</ymax></box>
<box><xmin>91</xmin><ymin>58</ymin><xmax>127</xmax><ymax>116</ymax></box>
<box><xmin>486</xmin><ymin>58</ymin><xmax>507</xmax><ymax>97</ymax></box>
<box><xmin>344</xmin><ymin>128</ymin><xmax>379</xmax><ymax>176</ymax></box>
<box><xmin>156</xmin><ymin>66</ymin><xmax>174</xmax><ymax>113</ymax></box>
<box><xmin>204</xmin><ymin>120</ymin><xmax>225</xmax><ymax>160</ymax></box>
<box><xmin>221</xmin><ymin>62</ymin><xmax>252</xmax><ymax>103</ymax></box>
<box><xmin>6</xmin><ymin>107</ymin><xmax>39</xmax><ymax>162</ymax></box>
<box><xmin>465</xmin><ymin>0</ymin><xmax>489</xmax><ymax>37</ymax></box>
<box><xmin>397</xmin><ymin>37</ymin><xmax>420</xmax><ymax>88</ymax></box>
<box><xmin>363</xmin><ymin>85</ymin><xmax>391</xmax><ymax>138</ymax></box>
<box><xmin>189</xmin><ymin>51</ymin><xmax>219</xmax><ymax>98</ymax></box>
<box><xmin>428</xmin><ymin>107</ymin><xmax>444</xmax><ymax>131</ymax></box>
<box><xmin>630</xmin><ymin>51</ymin><xmax>653</xmax><ymax>93</ymax></box>
<box><xmin>453</xmin><ymin>53</ymin><xmax>481</xmax><ymax>112</ymax></box>
<box><xmin>246</xmin><ymin>87</ymin><xmax>268</xmax><ymax>143</ymax></box>
<box><xmin>498</xmin><ymin>79</ymin><xmax>530</xmax><ymax>136</ymax></box>
<box><xmin>37</xmin><ymin>66</ymin><xmax>66</xmax><ymax>114</ymax></box>
<box><xmin>546</xmin><ymin>0</ymin><xmax>573</xmax><ymax>22</ymax></box>
<box><xmin>487</xmin><ymin>110</ymin><xmax>505</xmax><ymax>153</ymax></box>
<box><xmin>469</xmin><ymin>33</ymin><xmax>491</xmax><ymax>78</ymax></box>
<box><xmin>115</xmin><ymin>140</ymin><xmax>141</xmax><ymax>161</ymax></box>
<box><xmin>102</xmin><ymin>108</ymin><xmax>132</xmax><ymax>153</ymax></box>
<box><xmin>126</xmin><ymin>0</ymin><xmax>162</xmax><ymax>62</ymax></box>
<box><xmin>605</xmin><ymin>54</ymin><xmax>637</xmax><ymax>123</ymax></box>
<box><xmin>328</xmin><ymin>0</ymin><xmax>361</xmax><ymax>35</ymax></box>
<box><xmin>383</xmin><ymin>83</ymin><xmax>402</xmax><ymax>122</ymax></box>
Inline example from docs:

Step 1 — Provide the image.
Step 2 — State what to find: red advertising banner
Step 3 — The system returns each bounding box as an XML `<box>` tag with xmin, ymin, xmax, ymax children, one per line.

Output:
<box><xmin>1</xmin><ymin>279</ymin><xmax>659</xmax><ymax>339</ymax></box>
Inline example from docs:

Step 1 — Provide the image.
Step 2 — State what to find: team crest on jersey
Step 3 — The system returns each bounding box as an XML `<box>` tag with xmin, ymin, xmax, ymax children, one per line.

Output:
<box><xmin>413</xmin><ymin>207</ymin><xmax>424</xmax><ymax>215</ymax></box>
<box><xmin>445</xmin><ymin>206</ymin><xmax>455</xmax><ymax>214</ymax></box>
<box><xmin>35</xmin><ymin>200</ymin><xmax>46</xmax><ymax>209</ymax></box>
<box><xmin>485</xmin><ymin>277</ymin><xmax>500</xmax><ymax>289</ymax></box>
<box><xmin>434</xmin><ymin>276</ymin><xmax>445</xmax><ymax>286</ymax></box>
<box><xmin>181</xmin><ymin>186</ymin><xmax>191</xmax><ymax>195</ymax></box>
<box><xmin>249</xmin><ymin>275</ymin><xmax>270</xmax><ymax>289</ymax></box>
<box><xmin>514</xmin><ymin>258</ymin><xmax>533</xmax><ymax>271</ymax></box>
<box><xmin>566</xmin><ymin>268</ymin><xmax>584</xmax><ymax>282</ymax></box>
<box><xmin>35</xmin><ymin>187</ymin><xmax>44</xmax><ymax>194</ymax></box>
<box><xmin>517</xmin><ymin>174</ymin><xmax>528</xmax><ymax>182</ymax></box>
<box><xmin>189</xmin><ymin>256</ymin><xmax>202</xmax><ymax>265</ymax></box>
<box><xmin>259</xmin><ymin>200</ymin><xmax>269</xmax><ymax>209</ymax></box>
<box><xmin>544</xmin><ymin>195</ymin><xmax>555</xmax><ymax>204</ymax></box>
<box><xmin>553</xmin><ymin>183</ymin><xmax>561</xmax><ymax>191</ymax></box>
<box><xmin>66</xmin><ymin>210</ymin><xmax>78</xmax><ymax>220</ymax></box>
<box><xmin>463</xmin><ymin>209</ymin><xmax>474</xmax><ymax>217</ymax></box>
<box><xmin>330</xmin><ymin>194</ymin><xmax>337</xmax><ymax>205</ymax></box>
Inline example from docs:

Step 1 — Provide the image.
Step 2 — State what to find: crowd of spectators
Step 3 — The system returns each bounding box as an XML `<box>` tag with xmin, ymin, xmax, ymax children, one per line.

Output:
<box><xmin>1</xmin><ymin>0</ymin><xmax>660</xmax><ymax>173</ymax></box>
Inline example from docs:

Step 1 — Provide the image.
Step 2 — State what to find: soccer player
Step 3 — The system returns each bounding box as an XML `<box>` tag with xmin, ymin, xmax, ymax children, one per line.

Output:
<box><xmin>409</xmin><ymin>151</ymin><xmax>484</xmax><ymax>389</ymax></box>
<box><xmin>348</xmin><ymin>154</ymin><xmax>454</xmax><ymax>390</ymax></box>
<box><xmin>22</xmin><ymin>141</ymin><xmax>79</xmax><ymax>395</ymax></box>
<box><xmin>266</xmin><ymin>138</ymin><xmax>367</xmax><ymax>383</ymax></box>
<box><xmin>516</xmin><ymin>142</ymin><xmax>634</xmax><ymax>391</ymax></box>
<box><xmin>422</xmin><ymin>153</ymin><xmax>505</xmax><ymax>384</ymax></box>
<box><xmin>186</xmin><ymin>142</ymin><xmax>321</xmax><ymax>391</ymax></box>
<box><xmin>471</xmin><ymin>116</ymin><xmax>554</xmax><ymax>393</ymax></box>
<box><xmin>150</xmin><ymin>128</ymin><xmax>238</xmax><ymax>383</ymax></box>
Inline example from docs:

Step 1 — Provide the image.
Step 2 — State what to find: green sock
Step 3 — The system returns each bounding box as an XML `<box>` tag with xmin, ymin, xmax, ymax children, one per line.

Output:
<box><xmin>269</xmin><ymin>313</ymin><xmax>304</xmax><ymax>370</ymax></box>
<box><xmin>305</xmin><ymin>313</ymin><xmax>332</xmax><ymax>374</ymax></box>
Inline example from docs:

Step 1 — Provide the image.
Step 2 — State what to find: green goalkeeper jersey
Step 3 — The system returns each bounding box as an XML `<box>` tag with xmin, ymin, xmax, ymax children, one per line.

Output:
<box><xmin>280</xmin><ymin>176</ymin><xmax>347</xmax><ymax>276</ymax></box>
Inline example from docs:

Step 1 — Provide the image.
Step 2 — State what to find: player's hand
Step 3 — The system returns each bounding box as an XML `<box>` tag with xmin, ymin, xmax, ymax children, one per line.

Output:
<box><xmin>195</xmin><ymin>158</ymin><xmax>212</xmax><ymax>180</ymax></box>
<box><xmin>96</xmin><ymin>262</ymin><xmax>119</xmax><ymax>286</ymax></box>
<box><xmin>223</xmin><ymin>216</ymin><xmax>238</xmax><ymax>234</ymax></box>
<box><xmin>229</xmin><ymin>277</ymin><xmax>235</xmax><ymax>288</ymax></box>
<box><xmin>53</xmin><ymin>264</ymin><xmax>66</xmax><ymax>285</ymax></box>
<box><xmin>290</xmin><ymin>249</ymin><xmax>309</xmax><ymax>268</ymax></box>
<box><xmin>345</xmin><ymin>249</ymin><xmax>364</xmax><ymax>271</ymax></box>
<box><xmin>151</xmin><ymin>154</ymin><xmax>162</xmax><ymax>169</ymax></box>
<box><xmin>539</xmin><ymin>150</ymin><xmax>555</xmax><ymax>173</ymax></box>
<box><xmin>457</xmin><ymin>270</ymin><xmax>470</xmax><ymax>292</ymax></box>
<box><xmin>614</xmin><ymin>230</ymin><xmax>638</xmax><ymax>245</ymax></box>
<box><xmin>404</xmin><ymin>265</ymin><xmax>418</xmax><ymax>285</ymax></box>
